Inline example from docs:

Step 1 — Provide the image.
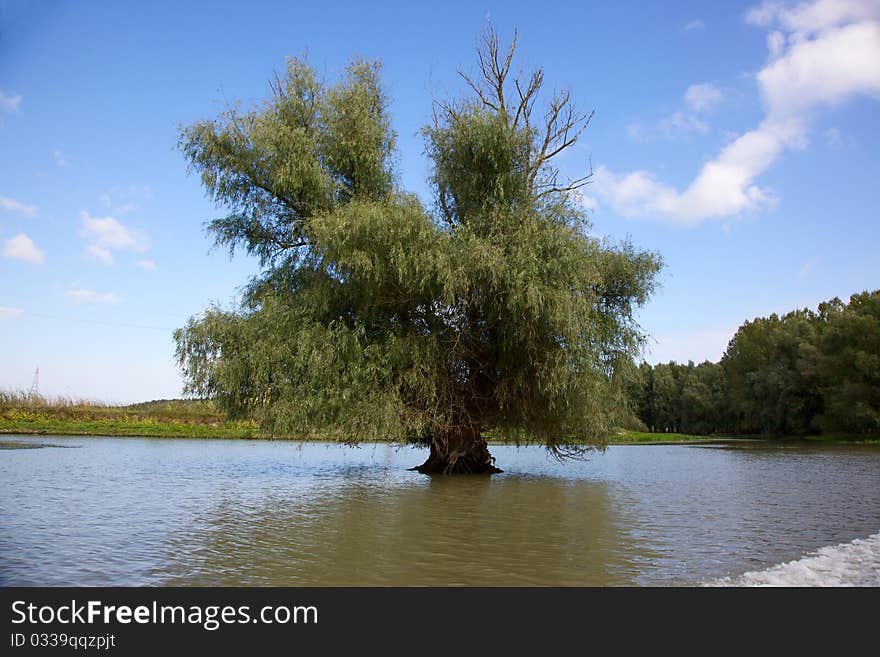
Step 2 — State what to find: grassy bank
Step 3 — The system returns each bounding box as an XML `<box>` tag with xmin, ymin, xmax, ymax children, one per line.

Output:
<box><xmin>610</xmin><ymin>431</ymin><xmax>739</xmax><ymax>444</ymax></box>
<box><xmin>0</xmin><ymin>393</ymin><xmax>259</xmax><ymax>439</ymax></box>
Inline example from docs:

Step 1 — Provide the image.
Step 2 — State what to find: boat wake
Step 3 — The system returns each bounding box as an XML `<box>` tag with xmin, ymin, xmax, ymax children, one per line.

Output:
<box><xmin>708</xmin><ymin>532</ymin><xmax>880</xmax><ymax>586</ymax></box>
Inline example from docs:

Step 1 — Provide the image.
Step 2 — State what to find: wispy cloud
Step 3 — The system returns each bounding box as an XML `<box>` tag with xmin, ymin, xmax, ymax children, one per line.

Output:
<box><xmin>0</xmin><ymin>195</ymin><xmax>37</xmax><ymax>217</ymax></box>
<box><xmin>53</xmin><ymin>150</ymin><xmax>69</xmax><ymax>167</ymax></box>
<box><xmin>0</xmin><ymin>89</ymin><xmax>22</xmax><ymax>113</ymax></box>
<box><xmin>135</xmin><ymin>259</ymin><xmax>157</xmax><ymax>271</ymax></box>
<box><xmin>684</xmin><ymin>83</ymin><xmax>724</xmax><ymax>111</ymax></box>
<box><xmin>3</xmin><ymin>233</ymin><xmax>45</xmax><ymax>264</ymax></box>
<box><xmin>627</xmin><ymin>84</ymin><xmax>720</xmax><ymax>141</ymax></box>
<box><xmin>80</xmin><ymin>210</ymin><xmax>148</xmax><ymax>264</ymax></box>
<box><xmin>683</xmin><ymin>19</ymin><xmax>706</xmax><ymax>32</ymax></box>
<box><xmin>99</xmin><ymin>185</ymin><xmax>150</xmax><ymax>214</ymax></box>
<box><xmin>657</xmin><ymin>112</ymin><xmax>709</xmax><ymax>136</ymax></box>
<box><xmin>625</xmin><ymin>122</ymin><xmax>643</xmax><ymax>140</ymax></box>
<box><xmin>65</xmin><ymin>289</ymin><xmax>119</xmax><ymax>304</ymax></box>
<box><xmin>823</xmin><ymin>126</ymin><xmax>843</xmax><ymax>147</ymax></box>
<box><xmin>591</xmin><ymin>0</ymin><xmax>880</xmax><ymax>225</ymax></box>
<box><xmin>86</xmin><ymin>244</ymin><xmax>114</xmax><ymax>265</ymax></box>
<box><xmin>0</xmin><ymin>306</ymin><xmax>24</xmax><ymax>319</ymax></box>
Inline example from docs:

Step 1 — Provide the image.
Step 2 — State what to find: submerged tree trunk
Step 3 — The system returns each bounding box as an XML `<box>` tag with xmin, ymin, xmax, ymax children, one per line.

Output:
<box><xmin>411</xmin><ymin>425</ymin><xmax>503</xmax><ymax>475</ymax></box>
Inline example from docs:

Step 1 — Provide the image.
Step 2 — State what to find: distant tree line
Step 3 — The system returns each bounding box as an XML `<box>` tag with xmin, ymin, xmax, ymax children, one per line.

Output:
<box><xmin>629</xmin><ymin>290</ymin><xmax>880</xmax><ymax>436</ymax></box>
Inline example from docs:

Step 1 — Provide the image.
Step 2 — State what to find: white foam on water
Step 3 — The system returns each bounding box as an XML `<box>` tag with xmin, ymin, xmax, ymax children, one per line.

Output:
<box><xmin>708</xmin><ymin>532</ymin><xmax>880</xmax><ymax>587</ymax></box>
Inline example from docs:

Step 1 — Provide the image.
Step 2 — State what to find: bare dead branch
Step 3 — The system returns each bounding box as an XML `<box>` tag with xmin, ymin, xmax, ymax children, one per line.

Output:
<box><xmin>513</xmin><ymin>68</ymin><xmax>543</xmax><ymax>129</ymax></box>
<box><xmin>459</xmin><ymin>68</ymin><xmax>500</xmax><ymax>112</ymax></box>
<box><xmin>454</xmin><ymin>24</ymin><xmax>596</xmax><ymax>202</ymax></box>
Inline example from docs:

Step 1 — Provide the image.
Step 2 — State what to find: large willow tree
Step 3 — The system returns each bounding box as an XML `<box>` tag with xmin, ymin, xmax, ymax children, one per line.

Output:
<box><xmin>175</xmin><ymin>29</ymin><xmax>661</xmax><ymax>473</ymax></box>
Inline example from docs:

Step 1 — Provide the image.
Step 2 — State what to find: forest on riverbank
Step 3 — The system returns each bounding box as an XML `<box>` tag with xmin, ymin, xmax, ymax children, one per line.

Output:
<box><xmin>629</xmin><ymin>290</ymin><xmax>879</xmax><ymax>438</ymax></box>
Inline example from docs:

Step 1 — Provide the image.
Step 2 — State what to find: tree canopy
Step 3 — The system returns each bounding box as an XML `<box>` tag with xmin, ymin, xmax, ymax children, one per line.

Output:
<box><xmin>174</xmin><ymin>28</ymin><xmax>662</xmax><ymax>473</ymax></box>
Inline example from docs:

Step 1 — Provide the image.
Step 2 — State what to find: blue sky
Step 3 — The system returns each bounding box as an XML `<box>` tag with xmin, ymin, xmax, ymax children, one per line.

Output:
<box><xmin>1</xmin><ymin>0</ymin><xmax>878</xmax><ymax>403</ymax></box>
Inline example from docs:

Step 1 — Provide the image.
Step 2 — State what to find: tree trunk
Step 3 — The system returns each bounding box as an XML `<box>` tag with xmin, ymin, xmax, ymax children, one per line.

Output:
<box><xmin>410</xmin><ymin>425</ymin><xmax>502</xmax><ymax>475</ymax></box>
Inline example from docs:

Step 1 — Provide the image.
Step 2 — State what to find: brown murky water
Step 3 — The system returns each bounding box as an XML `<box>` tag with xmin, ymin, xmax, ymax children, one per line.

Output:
<box><xmin>1</xmin><ymin>437</ymin><xmax>878</xmax><ymax>585</ymax></box>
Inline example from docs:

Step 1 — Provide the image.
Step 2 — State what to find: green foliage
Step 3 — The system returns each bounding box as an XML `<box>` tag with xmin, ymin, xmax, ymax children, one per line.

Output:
<box><xmin>811</xmin><ymin>291</ymin><xmax>880</xmax><ymax>433</ymax></box>
<box><xmin>629</xmin><ymin>360</ymin><xmax>728</xmax><ymax>434</ymax></box>
<box><xmin>175</xmin><ymin>29</ymin><xmax>661</xmax><ymax>456</ymax></box>
<box><xmin>722</xmin><ymin>309</ymin><xmax>822</xmax><ymax>435</ymax></box>
<box><xmin>178</xmin><ymin>58</ymin><xmax>394</xmax><ymax>267</ymax></box>
<box><xmin>630</xmin><ymin>290</ymin><xmax>880</xmax><ymax>437</ymax></box>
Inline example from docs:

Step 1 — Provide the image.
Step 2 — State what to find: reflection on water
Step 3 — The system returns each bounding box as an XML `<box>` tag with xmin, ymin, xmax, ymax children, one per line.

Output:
<box><xmin>160</xmin><ymin>475</ymin><xmax>639</xmax><ymax>586</ymax></box>
<box><xmin>0</xmin><ymin>438</ymin><xmax>877</xmax><ymax>586</ymax></box>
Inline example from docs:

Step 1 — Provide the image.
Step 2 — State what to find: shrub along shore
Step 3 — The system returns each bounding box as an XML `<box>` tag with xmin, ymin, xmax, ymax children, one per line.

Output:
<box><xmin>0</xmin><ymin>394</ymin><xmax>256</xmax><ymax>439</ymax></box>
<box><xmin>1</xmin><ymin>394</ymin><xmax>875</xmax><ymax>444</ymax></box>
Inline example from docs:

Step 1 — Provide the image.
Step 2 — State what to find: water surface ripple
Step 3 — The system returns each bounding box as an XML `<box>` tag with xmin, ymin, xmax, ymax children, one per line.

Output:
<box><xmin>1</xmin><ymin>437</ymin><xmax>877</xmax><ymax>586</ymax></box>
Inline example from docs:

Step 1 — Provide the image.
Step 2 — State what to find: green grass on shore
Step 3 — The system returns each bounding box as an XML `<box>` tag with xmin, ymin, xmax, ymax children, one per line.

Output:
<box><xmin>0</xmin><ymin>412</ymin><xmax>259</xmax><ymax>439</ymax></box>
<box><xmin>611</xmin><ymin>431</ymin><xmax>734</xmax><ymax>444</ymax></box>
<box><xmin>0</xmin><ymin>392</ymin><xmax>259</xmax><ymax>439</ymax></box>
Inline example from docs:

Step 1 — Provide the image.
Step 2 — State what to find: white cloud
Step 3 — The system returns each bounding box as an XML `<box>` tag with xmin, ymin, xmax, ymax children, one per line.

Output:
<box><xmin>683</xmin><ymin>19</ymin><xmax>706</xmax><ymax>32</ymax></box>
<box><xmin>0</xmin><ymin>306</ymin><xmax>24</xmax><ymax>319</ymax></box>
<box><xmin>79</xmin><ymin>211</ymin><xmax>148</xmax><ymax>264</ymax></box>
<box><xmin>593</xmin><ymin>126</ymin><xmax>786</xmax><ymax>224</ymax></box>
<box><xmin>757</xmin><ymin>21</ymin><xmax>880</xmax><ymax>116</ymax></box>
<box><xmin>767</xmin><ymin>30</ymin><xmax>787</xmax><ymax>56</ymax></box>
<box><xmin>135</xmin><ymin>259</ymin><xmax>157</xmax><ymax>271</ymax></box>
<box><xmin>0</xmin><ymin>89</ymin><xmax>22</xmax><ymax>113</ymax></box>
<box><xmin>53</xmin><ymin>150</ymin><xmax>69</xmax><ymax>167</ymax></box>
<box><xmin>86</xmin><ymin>244</ymin><xmax>114</xmax><ymax>265</ymax></box>
<box><xmin>3</xmin><ymin>233</ymin><xmax>45</xmax><ymax>264</ymax></box>
<box><xmin>684</xmin><ymin>83</ymin><xmax>724</xmax><ymax>111</ymax></box>
<box><xmin>746</xmin><ymin>0</ymin><xmax>880</xmax><ymax>34</ymax></box>
<box><xmin>590</xmin><ymin>0</ymin><xmax>880</xmax><ymax>224</ymax></box>
<box><xmin>65</xmin><ymin>289</ymin><xmax>118</xmax><ymax>304</ymax></box>
<box><xmin>0</xmin><ymin>196</ymin><xmax>37</xmax><ymax>217</ymax></box>
<box><xmin>593</xmin><ymin>164</ymin><xmax>769</xmax><ymax>224</ymax></box>
<box><xmin>99</xmin><ymin>194</ymin><xmax>112</xmax><ymax>208</ymax></box>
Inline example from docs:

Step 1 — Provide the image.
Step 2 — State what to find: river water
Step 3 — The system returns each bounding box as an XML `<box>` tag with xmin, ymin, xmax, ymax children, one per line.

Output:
<box><xmin>1</xmin><ymin>436</ymin><xmax>878</xmax><ymax>586</ymax></box>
